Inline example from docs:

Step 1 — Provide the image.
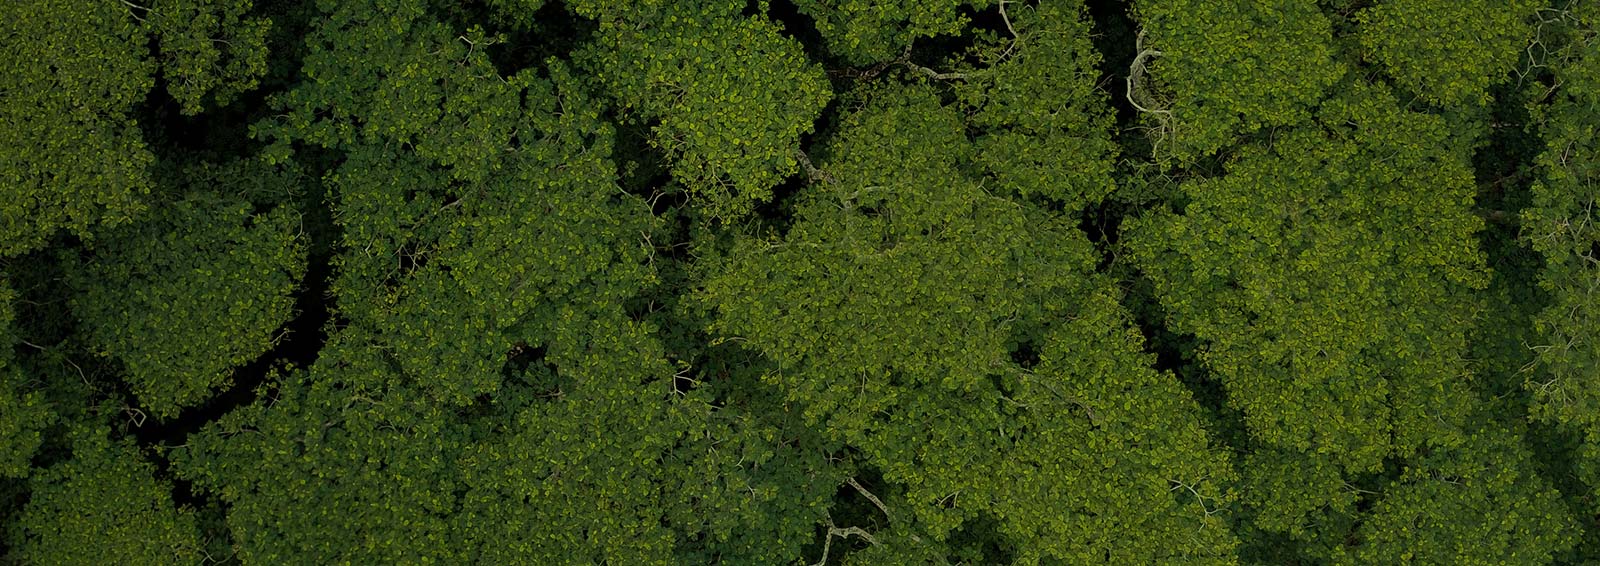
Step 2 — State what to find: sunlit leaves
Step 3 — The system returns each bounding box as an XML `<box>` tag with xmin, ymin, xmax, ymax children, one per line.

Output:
<box><xmin>1523</xmin><ymin>14</ymin><xmax>1600</xmax><ymax>503</ymax></box>
<box><xmin>69</xmin><ymin>194</ymin><xmax>305</xmax><ymax>418</ymax></box>
<box><xmin>1357</xmin><ymin>0</ymin><xmax>1541</xmax><ymax>108</ymax></box>
<box><xmin>958</xmin><ymin>0</ymin><xmax>1119</xmax><ymax>211</ymax></box>
<box><xmin>703</xmin><ymin>84</ymin><xmax>1236</xmax><ymax>561</ymax></box>
<box><xmin>792</xmin><ymin>0</ymin><xmax>988</xmax><ymax>64</ymax></box>
<box><xmin>1134</xmin><ymin>0</ymin><xmax>1343</xmax><ymax>161</ymax></box>
<box><xmin>6</xmin><ymin>426</ymin><xmax>201</xmax><ymax>564</ymax></box>
<box><xmin>1334</xmin><ymin>423</ymin><xmax>1578</xmax><ymax>565</ymax></box>
<box><xmin>0</xmin><ymin>0</ymin><xmax>154</xmax><ymax>256</ymax></box>
<box><xmin>147</xmin><ymin>0</ymin><xmax>272</xmax><ymax>114</ymax></box>
<box><xmin>581</xmin><ymin>9</ymin><xmax>831</xmax><ymax>217</ymax></box>
<box><xmin>1127</xmin><ymin>84</ymin><xmax>1486</xmax><ymax>478</ymax></box>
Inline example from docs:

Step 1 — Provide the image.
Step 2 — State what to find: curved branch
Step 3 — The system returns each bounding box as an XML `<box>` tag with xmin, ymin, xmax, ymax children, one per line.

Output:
<box><xmin>1125</xmin><ymin>30</ymin><xmax>1171</xmax><ymax>116</ymax></box>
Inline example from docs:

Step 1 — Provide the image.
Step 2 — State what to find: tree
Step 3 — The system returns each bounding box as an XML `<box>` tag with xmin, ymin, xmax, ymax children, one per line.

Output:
<box><xmin>955</xmin><ymin>0</ymin><xmax>1120</xmax><ymax>210</ymax></box>
<box><xmin>0</xmin><ymin>0</ymin><xmax>155</xmax><ymax>256</ymax></box>
<box><xmin>68</xmin><ymin>193</ymin><xmax>305</xmax><ymax>418</ymax></box>
<box><xmin>1333</xmin><ymin>421</ymin><xmax>1577</xmax><ymax>565</ymax></box>
<box><xmin>1523</xmin><ymin>1</ymin><xmax>1600</xmax><ymax>520</ymax></box>
<box><xmin>702</xmin><ymin>83</ymin><xmax>1238</xmax><ymax>563</ymax></box>
<box><xmin>1125</xmin><ymin>82</ymin><xmax>1490</xmax><ymax>545</ymax></box>
<box><xmin>1356</xmin><ymin>0</ymin><xmax>1542</xmax><ymax>108</ymax></box>
<box><xmin>6</xmin><ymin>425</ymin><xmax>201</xmax><ymax>564</ymax></box>
<box><xmin>1131</xmin><ymin>0</ymin><xmax>1344</xmax><ymax>161</ymax></box>
<box><xmin>143</xmin><ymin>0</ymin><xmax>273</xmax><ymax>114</ymax></box>
<box><xmin>790</xmin><ymin>0</ymin><xmax>988</xmax><ymax>65</ymax></box>
<box><xmin>575</xmin><ymin>1</ymin><xmax>832</xmax><ymax>217</ymax></box>
<box><xmin>0</xmin><ymin>280</ymin><xmax>53</xmax><ymax>479</ymax></box>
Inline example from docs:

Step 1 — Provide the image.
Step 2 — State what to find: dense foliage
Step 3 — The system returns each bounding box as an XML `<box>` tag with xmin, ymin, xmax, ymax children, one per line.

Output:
<box><xmin>1</xmin><ymin>0</ymin><xmax>1597</xmax><ymax>563</ymax></box>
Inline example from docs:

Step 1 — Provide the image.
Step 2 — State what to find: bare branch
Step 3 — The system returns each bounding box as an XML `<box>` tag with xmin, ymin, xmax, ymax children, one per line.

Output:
<box><xmin>809</xmin><ymin>514</ymin><xmax>882</xmax><ymax>566</ymax></box>
<box><xmin>998</xmin><ymin>0</ymin><xmax>1021</xmax><ymax>60</ymax></box>
<box><xmin>847</xmin><ymin>476</ymin><xmax>892</xmax><ymax>520</ymax></box>
<box><xmin>1126</xmin><ymin>30</ymin><xmax>1170</xmax><ymax>116</ymax></box>
<box><xmin>794</xmin><ymin>149</ymin><xmax>837</xmax><ymax>186</ymax></box>
<box><xmin>901</xmin><ymin>61</ymin><xmax>970</xmax><ymax>81</ymax></box>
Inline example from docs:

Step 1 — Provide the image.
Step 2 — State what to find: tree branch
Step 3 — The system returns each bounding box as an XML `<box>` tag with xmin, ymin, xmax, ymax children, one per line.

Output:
<box><xmin>794</xmin><ymin>149</ymin><xmax>837</xmax><ymax>186</ymax></box>
<box><xmin>998</xmin><ymin>0</ymin><xmax>1021</xmax><ymax>60</ymax></box>
<box><xmin>809</xmin><ymin>514</ymin><xmax>881</xmax><ymax>566</ymax></box>
<box><xmin>847</xmin><ymin>476</ymin><xmax>892</xmax><ymax>520</ymax></box>
<box><xmin>901</xmin><ymin>61</ymin><xmax>969</xmax><ymax>81</ymax></box>
<box><xmin>1126</xmin><ymin>30</ymin><xmax>1170</xmax><ymax>116</ymax></box>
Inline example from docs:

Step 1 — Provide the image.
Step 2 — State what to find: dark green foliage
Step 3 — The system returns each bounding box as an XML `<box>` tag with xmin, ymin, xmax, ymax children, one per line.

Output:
<box><xmin>957</xmin><ymin>0</ymin><xmax>1119</xmax><ymax>210</ymax></box>
<box><xmin>0</xmin><ymin>282</ymin><xmax>53</xmax><ymax>479</ymax></box>
<box><xmin>1524</xmin><ymin>3</ymin><xmax>1600</xmax><ymax>526</ymax></box>
<box><xmin>1356</xmin><ymin>0</ymin><xmax>1542</xmax><ymax>108</ymax></box>
<box><xmin>146</xmin><ymin>0</ymin><xmax>273</xmax><ymax>114</ymax></box>
<box><xmin>1127</xmin><ymin>83</ymin><xmax>1488</xmax><ymax>476</ymax></box>
<box><xmin>4</xmin><ymin>0</ymin><xmax>1596</xmax><ymax>563</ymax></box>
<box><xmin>1133</xmin><ymin>0</ymin><xmax>1344</xmax><ymax>161</ymax></box>
<box><xmin>68</xmin><ymin>194</ymin><xmax>305</xmax><ymax>418</ymax></box>
<box><xmin>702</xmin><ymin>83</ymin><xmax>1237</xmax><ymax>562</ymax></box>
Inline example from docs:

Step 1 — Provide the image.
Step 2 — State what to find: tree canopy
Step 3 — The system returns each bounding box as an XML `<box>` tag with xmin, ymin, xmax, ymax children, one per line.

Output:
<box><xmin>2</xmin><ymin>0</ymin><xmax>1597</xmax><ymax>563</ymax></box>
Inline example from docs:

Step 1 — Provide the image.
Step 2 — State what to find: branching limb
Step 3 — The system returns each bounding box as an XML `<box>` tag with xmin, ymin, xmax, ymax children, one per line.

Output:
<box><xmin>998</xmin><ymin>0</ymin><xmax>1021</xmax><ymax>60</ymax></box>
<box><xmin>809</xmin><ymin>514</ymin><xmax>881</xmax><ymax>566</ymax></box>
<box><xmin>1125</xmin><ymin>29</ymin><xmax>1170</xmax><ymax>116</ymax></box>
<box><xmin>1126</xmin><ymin>29</ymin><xmax>1179</xmax><ymax>157</ymax></box>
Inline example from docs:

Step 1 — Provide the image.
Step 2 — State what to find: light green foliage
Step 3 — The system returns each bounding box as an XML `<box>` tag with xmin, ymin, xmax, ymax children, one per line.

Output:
<box><xmin>6</xmin><ymin>426</ymin><xmax>201</xmax><ymax>564</ymax></box>
<box><xmin>324</xmin><ymin>81</ymin><xmax>655</xmax><ymax>404</ymax></box>
<box><xmin>1240</xmin><ymin>448</ymin><xmax>1355</xmax><ymax>539</ymax></box>
<box><xmin>792</xmin><ymin>0</ymin><xmax>988</xmax><ymax>64</ymax></box>
<box><xmin>957</xmin><ymin>0</ymin><xmax>1119</xmax><ymax>210</ymax></box>
<box><xmin>580</xmin><ymin>7</ymin><xmax>832</xmax><ymax>217</ymax></box>
<box><xmin>1357</xmin><ymin>0</ymin><xmax>1541</xmax><ymax>107</ymax></box>
<box><xmin>1128</xmin><ymin>84</ymin><xmax>1486</xmax><ymax>471</ymax></box>
<box><xmin>484</xmin><ymin>0</ymin><xmax>546</xmax><ymax>27</ymax></box>
<box><xmin>1126</xmin><ymin>85</ymin><xmax>1488</xmax><ymax>539</ymax></box>
<box><xmin>69</xmin><ymin>195</ymin><xmax>305</xmax><ymax>418</ymax></box>
<box><xmin>1134</xmin><ymin>0</ymin><xmax>1344</xmax><ymax>161</ymax></box>
<box><xmin>0</xmin><ymin>281</ymin><xmax>53</xmax><ymax>479</ymax></box>
<box><xmin>0</xmin><ymin>0</ymin><xmax>154</xmax><ymax>256</ymax></box>
<box><xmin>180</xmin><ymin>317</ymin><xmax>804</xmax><ymax>563</ymax></box>
<box><xmin>7</xmin><ymin>0</ymin><xmax>1599</xmax><ymax>561</ymax></box>
<box><xmin>147</xmin><ymin>0</ymin><xmax>272</xmax><ymax>114</ymax></box>
<box><xmin>1335</xmin><ymin>423</ymin><xmax>1578</xmax><ymax>565</ymax></box>
<box><xmin>258</xmin><ymin>0</ymin><xmax>520</xmax><ymax>182</ymax></box>
<box><xmin>703</xmin><ymin>85</ymin><xmax>1237</xmax><ymax>562</ymax></box>
<box><xmin>0</xmin><ymin>376</ymin><xmax>48</xmax><ymax>479</ymax></box>
<box><xmin>260</xmin><ymin>0</ymin><xmax>655</xmax><ymax>404</ymax></box>
<box><xmin>986</xmin><ymin>292</ymin><xmax>1240</xmax><ymax>564</ymax></box>
<box><xmin>1524</xmin><ymin>18</ymin><xmax>1600</xmax><ymax>483</ymax></box>
<box><xmin>175</xmin><ymin>5</ymin><xmax>837</xmax><ymax>560</ymax></box>
<box><xmin>705</xmin><ymin>85</ymin><xmax>1092</xmax><ymax>443</ymax></box>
